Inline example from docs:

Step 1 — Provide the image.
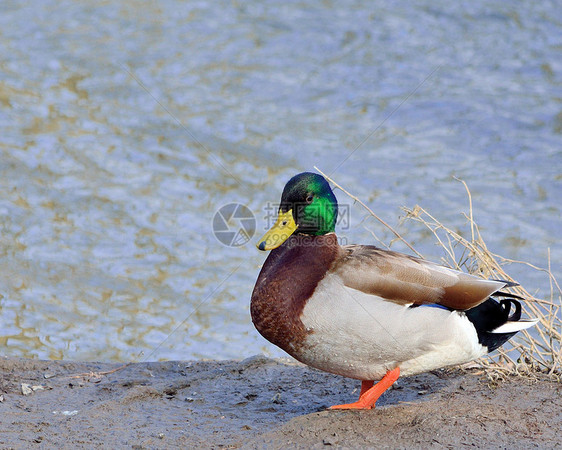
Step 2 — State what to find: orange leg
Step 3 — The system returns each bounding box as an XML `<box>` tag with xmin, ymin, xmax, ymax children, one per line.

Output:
<box><xmin>359</xmin><ymin>380</ymin><xmax>374</xmax><ymax>396</ymax></box>
<box><xmin>329</xmin><ymin>367</ymin><xmax>400</xmax><ymax>410</ymax></box>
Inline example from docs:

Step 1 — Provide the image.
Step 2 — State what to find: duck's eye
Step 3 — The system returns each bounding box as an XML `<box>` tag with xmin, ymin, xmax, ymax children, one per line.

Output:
<box><xmin>306</xmin><ymin>195</ymin><xmax>314</xmax><ymax>203</ymax></box>
<box><xmin>282</xmin><ymin>220</ymin><xmax>287</xmax><ymax>226</ymax></box>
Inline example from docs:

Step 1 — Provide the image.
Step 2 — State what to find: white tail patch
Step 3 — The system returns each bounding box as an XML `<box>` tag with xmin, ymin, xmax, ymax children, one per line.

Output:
<box><xmin>491</xmin><ymin>319</ymin><xmax>539</xmax><ymax>334</ymax></box>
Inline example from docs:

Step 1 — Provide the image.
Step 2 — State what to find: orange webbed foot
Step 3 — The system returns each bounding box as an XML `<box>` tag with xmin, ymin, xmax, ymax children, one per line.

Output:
<box><xmin>329</xmin><ymin>367</ymin><xmax>400</xmax><ymax>410</ymax></box>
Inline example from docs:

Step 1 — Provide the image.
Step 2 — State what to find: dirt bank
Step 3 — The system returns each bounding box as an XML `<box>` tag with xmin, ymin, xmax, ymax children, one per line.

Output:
<box><xmin>0</xmin><ymin>355</ymin><xmax>560</xmax><ymax>448</ymax></box>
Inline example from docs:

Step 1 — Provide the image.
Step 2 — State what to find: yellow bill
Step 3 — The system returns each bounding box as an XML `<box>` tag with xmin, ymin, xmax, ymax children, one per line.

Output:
<box><xmin>257</xmin><ymin>209</ymin><xmax>298</xmax><ymax>251</ymax></box>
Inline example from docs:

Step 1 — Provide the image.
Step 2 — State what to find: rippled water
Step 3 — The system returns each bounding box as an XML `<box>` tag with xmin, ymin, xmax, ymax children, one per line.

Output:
<box><xmin>0</xmin><ymin>0</ymin><xmax>560</xmax><ymax>362</ymax></box>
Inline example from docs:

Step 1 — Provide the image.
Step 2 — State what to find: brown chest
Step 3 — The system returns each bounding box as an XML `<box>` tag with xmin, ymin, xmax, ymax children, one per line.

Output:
<box><xmin>250</xmin><ymin>234</ymin><xmax>340</xmax><ymax>356</ymax></box>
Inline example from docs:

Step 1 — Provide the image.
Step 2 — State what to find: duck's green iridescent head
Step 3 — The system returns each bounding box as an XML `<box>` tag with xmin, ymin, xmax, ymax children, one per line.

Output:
<box><xmin>257</xmin><ymin>172</ymin><xmax>338</xmax><ymax>251</ymax></box>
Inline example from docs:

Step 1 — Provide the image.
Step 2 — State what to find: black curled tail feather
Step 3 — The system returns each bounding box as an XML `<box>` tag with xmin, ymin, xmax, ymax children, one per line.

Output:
<box><xmin>465</xmin><ymin>293</ymin><xmax>523</xmax><ymax>352</ymax></box>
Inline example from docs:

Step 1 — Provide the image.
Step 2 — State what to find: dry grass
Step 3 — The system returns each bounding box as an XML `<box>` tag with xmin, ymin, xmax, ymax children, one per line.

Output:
<box><xmin>316</xmin><ymin>167</ymin><xmax>561</xmax><ymax>380</ymax></box>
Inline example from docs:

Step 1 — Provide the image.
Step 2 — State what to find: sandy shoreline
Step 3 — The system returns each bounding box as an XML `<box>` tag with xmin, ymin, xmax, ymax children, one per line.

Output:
<box><xmin>0</xmin><ymin>355</ymin><xmax>560</xmax><ymax>448</ymax></box>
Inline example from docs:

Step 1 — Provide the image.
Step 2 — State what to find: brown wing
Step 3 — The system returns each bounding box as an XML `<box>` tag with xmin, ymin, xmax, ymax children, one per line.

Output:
<box><xmin>334</xmin><ymin>245</ymin><xmax>504</xmax><ymax>310</ymax></box>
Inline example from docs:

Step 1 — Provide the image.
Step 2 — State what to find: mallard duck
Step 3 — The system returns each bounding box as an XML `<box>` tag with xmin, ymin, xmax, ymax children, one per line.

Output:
<box><xmin>251</xmin><ymin>172</ymin><xmax>538</xmax><ymax>410</ymax></box>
